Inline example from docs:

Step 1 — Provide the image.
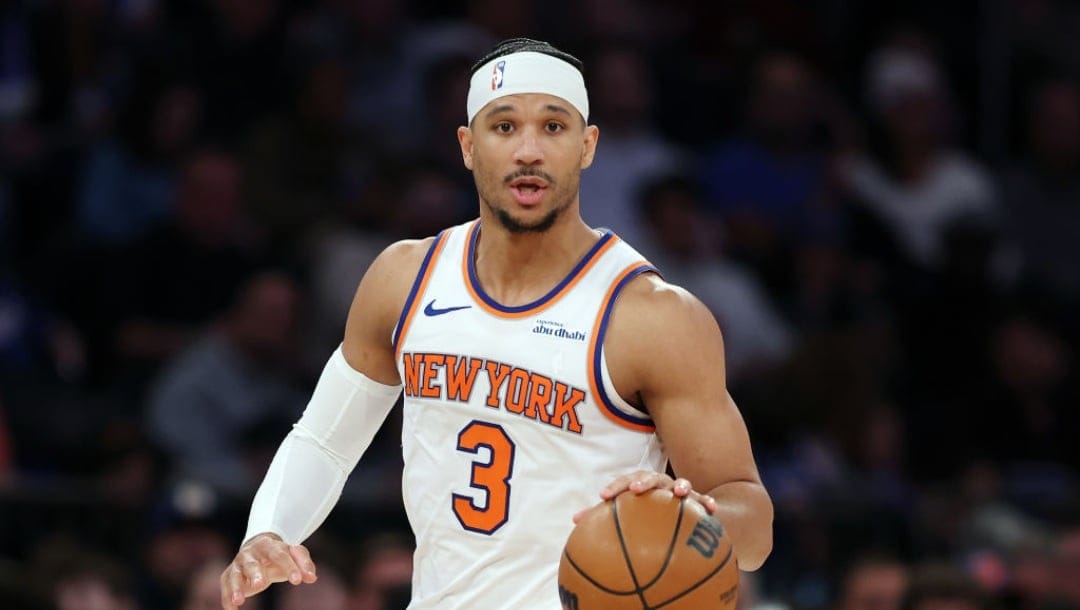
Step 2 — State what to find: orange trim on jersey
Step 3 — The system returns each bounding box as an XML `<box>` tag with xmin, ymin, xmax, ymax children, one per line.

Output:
<box><xmin>587</xmin><ymin>263</ymin><xmax>657</xmax><ymax>433</ymax></box>
<box><xmin>461</xmin><ymin>220</ymin><xmax>621</xmax><ymax>319</ymax></box>
<box><xmin>394</xmin><ymin>232</ymin><xmax>450</xmax><ymax>361</ymax></box>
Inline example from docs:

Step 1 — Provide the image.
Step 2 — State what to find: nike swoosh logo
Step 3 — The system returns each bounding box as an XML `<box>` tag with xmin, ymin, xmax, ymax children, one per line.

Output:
<box><xmin>423</xmin><ymin>299</ymin><xmax>472</xmax><ymax>317</ymax></box>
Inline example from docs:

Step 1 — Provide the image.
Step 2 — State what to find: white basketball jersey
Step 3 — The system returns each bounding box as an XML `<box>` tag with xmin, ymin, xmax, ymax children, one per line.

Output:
<box><xmin>393</xmin><ymin>220</ymin><xmax>668</xmax><ymax>609</ymax></box>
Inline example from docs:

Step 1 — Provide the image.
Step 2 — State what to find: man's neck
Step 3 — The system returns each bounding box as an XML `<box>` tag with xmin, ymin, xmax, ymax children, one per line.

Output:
<box><xmin>472</xmin><ymin>214</ymin><xmax>599</xmax><ymax>307</ymax></box>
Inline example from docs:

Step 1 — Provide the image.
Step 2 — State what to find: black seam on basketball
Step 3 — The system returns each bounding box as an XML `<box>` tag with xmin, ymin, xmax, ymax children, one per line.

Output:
<box><xmin>612</xmin><ymin>496</ymin><xmax>651</xmax><ymax>608</ymax></box>
<box><xmin>563</xmin><ymin>551</ymin><xmax>640</xmax><ymax>596</ymax></box>
<box><xmin>640</xmin><ymin>496</ymin><xmax>686</xmax><ymax>590</ymax></box>
<box><xmin>651</xmin><ymin>542</ymin><xmax>735</xmax><ymax>609</ymax></box>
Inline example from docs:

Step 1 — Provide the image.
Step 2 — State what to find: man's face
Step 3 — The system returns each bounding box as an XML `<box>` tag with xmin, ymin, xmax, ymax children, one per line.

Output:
<box><xmin>458</xmin><ymin>93</ymin><xmax>598</xmax><ymax>234</ymax></box>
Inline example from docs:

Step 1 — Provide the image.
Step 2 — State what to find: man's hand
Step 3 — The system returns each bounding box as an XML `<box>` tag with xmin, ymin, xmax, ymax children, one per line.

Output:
<box><xmin>572</xmin><ymin>470</ymin><xmax>719</xmax><ymax>523</ymax></box>
<box><xmin>219</xmin><ymin>533</ymin><xmax>317</xmax><ymax>609</ymax></box>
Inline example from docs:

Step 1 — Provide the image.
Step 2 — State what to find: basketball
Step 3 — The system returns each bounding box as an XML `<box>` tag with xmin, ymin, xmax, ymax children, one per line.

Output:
<box><xmin>558</xmin><ymin>489</ymin><xmax>738</xmax><ymax>610</ymax></box>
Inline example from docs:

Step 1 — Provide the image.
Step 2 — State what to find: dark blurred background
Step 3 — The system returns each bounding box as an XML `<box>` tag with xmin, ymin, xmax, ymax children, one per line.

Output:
<box><xmin>0</xmin><ymin>1</ymin><xmax>1078</xmax><ymax>609</ymax></box>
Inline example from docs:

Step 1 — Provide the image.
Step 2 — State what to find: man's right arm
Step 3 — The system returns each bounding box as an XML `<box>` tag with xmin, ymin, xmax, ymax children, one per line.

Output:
<box><xmin>220</xmin><ymin>238</ymin><xmax>432</xmax><ymax>610</ymax></box>
<box><xmin>340</xmin><ymin>238</ymin><xmax>434</xmax><ymax>384</ymax></box>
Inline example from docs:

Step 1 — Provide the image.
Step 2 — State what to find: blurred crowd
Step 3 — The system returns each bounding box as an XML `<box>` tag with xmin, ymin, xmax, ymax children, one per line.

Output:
<box><xmin>1</xmin><ymin>1</ymin><xmax>1078</xmax><ymax>609</ymax></box>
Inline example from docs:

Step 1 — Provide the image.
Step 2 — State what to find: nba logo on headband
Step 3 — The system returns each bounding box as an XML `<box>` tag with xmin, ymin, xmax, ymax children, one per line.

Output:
<box><xmin>491</xmin><ymin>60</ymin><xmax>506</xmax><ymax>91</ymax></box>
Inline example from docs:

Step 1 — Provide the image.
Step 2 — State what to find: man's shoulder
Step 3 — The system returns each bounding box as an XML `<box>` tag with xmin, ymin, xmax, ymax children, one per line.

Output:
<box><xmin>603</xmin><ymin>271</ymin><xmax>726</xmax><ymax>395</ymax></box>
<box><xmin>619</xmin><ymin>271</ymin><xmax>692</xmax><ymax>305</ymax></box>
<box><xmin>612</xmin><ymin>273</ymin><xmax>714</xmax><ymax>336</ymax></box>
<box><xmin>347</xmin><ymin>234</ymin><xmax>445</xmax><ymax>317</ymax></box>
<box><xmin>379</xmin><ymin>235</ymin><xmax>440</xmax><ymax>264</ymax></box>
<box><xmin>365</xmin><ymin>236</ymin><xmax>441</xmax><ymax>289</ymax></box>
<box><xmin>342</xmin><ymin>233</ymin><xmax>448</xmax><ymax>374</ymax></box>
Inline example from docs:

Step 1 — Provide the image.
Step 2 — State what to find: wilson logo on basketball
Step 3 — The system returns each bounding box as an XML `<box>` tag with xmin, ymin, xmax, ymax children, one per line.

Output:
<box><xmin>558</xmin><ymin>585</ymin><xmax>580</xmax><ymax>610</ymax></box>
<box><xmin>686</xmin><ymin>517</ymin><xmax>725</xmax><ymax>559</ymax></box>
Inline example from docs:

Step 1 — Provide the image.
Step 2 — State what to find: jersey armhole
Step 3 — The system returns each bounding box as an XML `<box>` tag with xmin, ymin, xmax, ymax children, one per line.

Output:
<box><xmin>587</xmin><ymin>263</ymin><xmax>659</xmax><ymax>433</ymax></box>
<box><xmin>391</xmin><ymin>230</ymin><xmax>450</xmax><ymax>358</ymax></box>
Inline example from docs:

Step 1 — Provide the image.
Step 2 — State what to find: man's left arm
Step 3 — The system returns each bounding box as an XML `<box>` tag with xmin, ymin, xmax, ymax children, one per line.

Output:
<box><xmin>598</xmin><ymin>276</ymin><xmax>774</xmax><ymax>571</ymax></box>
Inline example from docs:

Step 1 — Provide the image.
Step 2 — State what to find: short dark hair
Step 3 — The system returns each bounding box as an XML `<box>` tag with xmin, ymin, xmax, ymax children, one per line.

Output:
<box><xmin>470</xmin><ymin>38</ymin><xmax>584</xmax><ymax>76</ymax></box>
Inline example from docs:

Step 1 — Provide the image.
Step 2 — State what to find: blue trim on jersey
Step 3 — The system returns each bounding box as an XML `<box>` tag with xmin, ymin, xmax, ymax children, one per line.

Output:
<box><xmin>466</xmin><ymin>221</ymin><xmax>616</xmax><ymax>314</ymax></box>
<box><xmin>591</xmin><ymin>264</ymin><xmax>659</xmax><ymax>428</ymax></box>
<box><xmin>392</xmin><ymin>229</ymin><xmax>448</xmax><ymax>354</ymax></box>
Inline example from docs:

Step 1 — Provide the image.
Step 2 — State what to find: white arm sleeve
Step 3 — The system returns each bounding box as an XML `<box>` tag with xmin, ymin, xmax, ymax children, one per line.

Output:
<box><xmin>243</xmin><ymin>346</ymin><xmax>402</xmax><ymax>546</ymax></box>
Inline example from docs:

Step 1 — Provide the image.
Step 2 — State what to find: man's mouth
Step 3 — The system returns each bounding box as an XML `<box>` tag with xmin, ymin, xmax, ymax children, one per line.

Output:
<box><xmin>509</xmin><ymin>179</ymin><xmax>548</xmax><ymax>205</ymax></box>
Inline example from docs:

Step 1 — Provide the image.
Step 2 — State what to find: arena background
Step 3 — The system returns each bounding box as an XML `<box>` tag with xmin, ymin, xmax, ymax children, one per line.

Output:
<box><xmin>0</xmin><ymin>1</ymin><xmax>1078</xmax><ymax>609</ymax></box>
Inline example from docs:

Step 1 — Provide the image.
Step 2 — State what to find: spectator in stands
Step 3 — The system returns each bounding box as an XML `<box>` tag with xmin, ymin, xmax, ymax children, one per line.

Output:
<box><xmin>147</xmin><ymin>271</ymin><xmax>306</xmax><ymax>495</ymax></box>
<box><xmin>1001</xmin><ymin>78</ymin><xmax>1080</xmax><ymax>300</ymax></box>
<box><xmin>243</xmin><ymin>56</ymin><xmax>360</xmax><ymax>246</ymax></box>
<box><xmin>635</xmin><ymin>174</ymin><xmax>793</xmax><ymax>383</ymax></box>
<box><xmin>113</xmin><ymin>148</ymin><xmax>265</xmax><ymax>368</ymax></box>
<box><xmin>702</xmin><ymin>51</ymin><xmax>842</xmax><ymax>300</ymax></box>
<box><xmin>181</xmin><ymin>0</ymin><xmax>286</xmax><ymax>141</ymax></box>
<box><xmin>142</xmin><ymin>482</ymin><xmax>232</xmax><ymax>610</ymax></box>
<box><xmin>47</xmin><ymin>548</ymin><xmax>138</xmax><ymax>610</ymax></box>
<box><xmin>579</xmin><ymin>43</ymin><xmax>683</xmax><ymax>246</ymax></box>
<box><xmin>842</xmin><ymin>35</ymin><xmax>997</xmax><ymax>272</ymax></box>
<box><xmin>305</xmin><ymin>162</ymin><xmax>468</xmax><ymax>371</ymax></box>
<box><xmin>75</xmin><ymin>78</ymin><xmax>203</xmax><ymax>245</ymax></box>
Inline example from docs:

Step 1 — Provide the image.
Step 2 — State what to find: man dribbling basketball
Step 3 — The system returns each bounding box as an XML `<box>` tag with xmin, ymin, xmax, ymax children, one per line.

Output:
<box><xmin>219</xmin><ymin>38</ymin><xmax>773</xmax><ymax>610</ymax></box>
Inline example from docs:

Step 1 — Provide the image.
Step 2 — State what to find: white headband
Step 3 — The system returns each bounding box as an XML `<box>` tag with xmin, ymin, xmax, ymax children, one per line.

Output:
<box><xmin>466</xmin><ymin>51</ymin><xmax>589</xmax><ymax>124</ymax></box>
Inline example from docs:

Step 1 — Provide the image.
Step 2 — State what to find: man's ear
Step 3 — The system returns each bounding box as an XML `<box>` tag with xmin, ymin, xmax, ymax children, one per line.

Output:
<box><xmin>458</xmin><ymin>126</ymin><xmax>474</xmax><ymax>170</ymax></box>
<box><xmin>581</xmin><ymin>124</ymin><xmax>600</xmax><ymax>170</ymax></box>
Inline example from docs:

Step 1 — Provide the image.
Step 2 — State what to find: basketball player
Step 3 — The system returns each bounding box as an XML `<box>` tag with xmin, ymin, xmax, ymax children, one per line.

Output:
<box><xmin>220</xmin><ymin>38</ymin><xmax>773</xmax><ymax>610</ymax></box>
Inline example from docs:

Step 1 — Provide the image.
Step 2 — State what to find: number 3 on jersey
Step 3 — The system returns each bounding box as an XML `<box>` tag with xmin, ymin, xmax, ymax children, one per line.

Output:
<box><xmin>452</xmin><ymin>421</ymin><xmax>516</xmax><ymax>535</ymax></box>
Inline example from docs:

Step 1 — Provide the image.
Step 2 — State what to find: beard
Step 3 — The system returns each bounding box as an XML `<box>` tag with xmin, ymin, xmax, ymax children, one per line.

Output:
<box><xmin>477</xmin><ymin>167</ymin><xmax>577</xmax><ymax>234</ymax></box>
<box><xmin>485</xmin><ymin>200</ymin><xmax>562</xmax><ymax>233</ymax></box>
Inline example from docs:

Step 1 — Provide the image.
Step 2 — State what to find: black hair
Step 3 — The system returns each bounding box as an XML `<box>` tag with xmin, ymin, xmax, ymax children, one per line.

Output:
<box><xmin>470</xmin><ymin>37</ymin><xmax>584</xmax><ymax>76</ymax></box>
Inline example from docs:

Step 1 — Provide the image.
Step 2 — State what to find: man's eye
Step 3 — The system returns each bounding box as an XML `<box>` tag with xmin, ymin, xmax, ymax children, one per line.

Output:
<box><xmin>495</xmin><ymin>123</ymin><xmax>513</xmax><ymax>133</ymax></box>
<box><xmin>546</xmin><ymin>122</ymin><xmax>563</xmax><ymax>133</ymax></box>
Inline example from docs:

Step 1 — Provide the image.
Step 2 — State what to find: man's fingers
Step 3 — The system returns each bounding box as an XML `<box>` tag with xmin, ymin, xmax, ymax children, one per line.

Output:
<box><xmin>669</xmin><ymin>479</ymin><xmax>718</xmax><ymax>513</ymax></box>
<box><xmin>288</xmin><ymin>545</ymin><xmax>318</xmax><ymax>583</ymax></box>
<box><xmin>692</xmin><ymin>491</ymin><xmax>719</xmax><ymax>513</ymax></box>
<box><xmin>220</xmin><ymin>591</ymin><xmax>238</xmax><ymax>610</ymax></box>
<box><xmin>266</xmin><ymin>545</ymin><xmax>303</xmax><ymax>585</ymax></box>
<box><xmin>239</xmin><ymin>555</ymin><xmax>271</xmax><ymax>594</ymax></box>
<box><xmin>224</xmin><ymin>564</ymin><xmax>246</xmax><ymax>608</ymax></box>
<box><xmin>220</xmin><ymin>537</ymin><xmax>320</xmax><ymax>609</ymax></box>
<box><xmin>599</xmin><ymin>474</ymin><xmax>633</xmax><ymax>499</ymax></box>
<box><xmin>671</xmin><ymin>478</ymin><xmax>693</xmax><ymax>495</ymax></box>
<box><xmin>601</xmin><ymin>472</ymin><xmax>714</xmax><ymax>508</ymax></box>
<box><xmin>600</xmin><ymin>470</ymin><xmax>658</xmax><ymax>499</ymax></box>
<box><xmin>628</xmin><ymin>472</ymin><xmax>659</xmax><ymax>492</ymax></box>
<box><xmin>600</xmin><ymin>471</ymin><xmax>674</xmax><ymax>499</ymax></box>
<box><xmin>219</xmin><ymin>569</ymin><xmax>235</xmax><ymax>610</ymax></box>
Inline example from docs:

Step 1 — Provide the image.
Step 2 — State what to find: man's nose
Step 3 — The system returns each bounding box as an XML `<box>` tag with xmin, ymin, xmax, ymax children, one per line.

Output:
<box><xmin>512</xmin><ymin>130</ymin><xmax>543</xmax><ymax>165</ymax></box>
